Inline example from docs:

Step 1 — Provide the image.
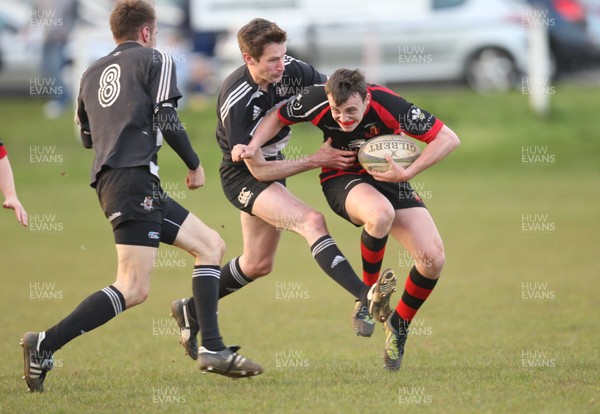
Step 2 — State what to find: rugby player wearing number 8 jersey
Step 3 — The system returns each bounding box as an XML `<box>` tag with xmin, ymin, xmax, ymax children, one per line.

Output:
<box><xmin>20</xmin><ymin>0</ymin><xmax>261</xmax><ymax>392</ymax></box>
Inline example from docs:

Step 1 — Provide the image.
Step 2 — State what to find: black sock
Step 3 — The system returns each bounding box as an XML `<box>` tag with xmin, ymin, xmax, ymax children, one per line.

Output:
<box><xmin>42</xmin><ymin>285</ymin><xmax>126</xmax><ymax>353</ymax></box>
<box><xmin>192</xmin><ymin>265</ymin><xmax>226</xmax><ymax>351</ymax></box>
<box><xmin>219</xmin><ymin>256</ymin><xmax>253</xmax><ymax>298</ymax></box>
<box><xmin>310</xmin><ymin>235</ymin><xmax>369</xmax><ymax>306</ymax></box>
<box><xmin>184</xmin><ymin>257</ymin><xmax>253</xmax><ymax>322</ymax></box>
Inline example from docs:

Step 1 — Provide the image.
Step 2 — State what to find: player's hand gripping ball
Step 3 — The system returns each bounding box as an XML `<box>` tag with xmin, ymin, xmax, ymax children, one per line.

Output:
<box><xmin>358</xmin><ymin>135</ymin><xmax>421</xmax><ymax>172</ymax></box>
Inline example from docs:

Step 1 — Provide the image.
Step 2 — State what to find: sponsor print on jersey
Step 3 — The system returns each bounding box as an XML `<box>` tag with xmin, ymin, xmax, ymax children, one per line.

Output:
<box><xmin>238</xmin><ymin>187</ymin><xmax>254</xmax><ymax>208</ymax></box>
<box><xmin>347</xmin><ymin>139</ymin><xmax>367</xmax><ymax>151</ymax></box>
<box><xmin>98</xmin><ymin>63</ymin><xmax>121</xmax><ymax>108</ymax></box>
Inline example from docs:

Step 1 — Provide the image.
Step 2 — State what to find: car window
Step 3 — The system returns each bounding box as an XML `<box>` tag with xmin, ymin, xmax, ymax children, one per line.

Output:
<box><xmin>433</xmin><ymin>0</ymin><xmax>466</xmax><ymax>9</ymax></box>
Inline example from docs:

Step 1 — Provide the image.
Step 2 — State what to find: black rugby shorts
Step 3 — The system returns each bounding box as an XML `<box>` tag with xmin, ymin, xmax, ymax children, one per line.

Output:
<box><xmin>320</xmin><ymin>173</ymin><xmax>426</xmax><ymax>226</ymax></box>
<box><xmin>95</xmin><ymin>167</ymin><xmax>189</xmax><ymax>247</ymax></box>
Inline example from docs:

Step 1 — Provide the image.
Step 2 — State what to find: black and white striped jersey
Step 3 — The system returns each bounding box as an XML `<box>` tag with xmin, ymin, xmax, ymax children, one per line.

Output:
<box><xmin>216</xmin><ymin>55</ymin><xmax>326</xmax><ymax>163</ymax></box>
<box><xmin>76</xmin><ymin>42</ymin><xmax>181</xmax><ymax>186</ymax></box>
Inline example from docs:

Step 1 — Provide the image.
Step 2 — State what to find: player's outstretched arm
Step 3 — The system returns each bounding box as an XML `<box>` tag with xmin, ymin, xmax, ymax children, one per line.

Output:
<box><xmin>233</xmin><ymin>108</ymin><xmax>285</xmax><ymax>162</ymax></box>
<box><xmin>239</xmin><ymin>138</ymin><xmax>355</xmax><ymax>182</ymax></box>
<box><xmin>370</xmin><ymin>125</ymin><xmax>460</xmax><ymax>183</ymax></box>
<box><xmin>0</xmin><ymin>155</ymin><xmax>28</xmax><ymax>226</ymax></box>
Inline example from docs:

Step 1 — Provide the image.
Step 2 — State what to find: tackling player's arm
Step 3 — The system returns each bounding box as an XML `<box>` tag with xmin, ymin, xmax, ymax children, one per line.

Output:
<box><xmin>243</xmin><ymin>137</ymin><xmax>353</xmax><ymax>181</ymax></box>
<box><xmin>371</xmin><ymin>125</ymin><xmax>460</xmax><ymax>183</ymax></box>
<box><xmin>233</xmin><ymin>101</ymin><xmax>355</xmax><ymax>181</ymax></box>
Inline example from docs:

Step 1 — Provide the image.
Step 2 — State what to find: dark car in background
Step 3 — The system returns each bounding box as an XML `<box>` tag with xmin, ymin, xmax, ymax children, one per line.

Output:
<box><xmin>526</xmin><ymin>0</ymin><xmax>600</xmax><ymax>70</ymax></box>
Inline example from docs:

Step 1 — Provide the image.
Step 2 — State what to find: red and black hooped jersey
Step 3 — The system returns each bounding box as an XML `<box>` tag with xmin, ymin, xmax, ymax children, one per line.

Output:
<box><xmin>277</xmin><ymin>83</ymin><xmax>444</xmax><ymax>182</ymax></box>
<box><xmin>0</xmin><ymin>139</ymin><xmax>6</xmax><ymax>159</ymax></box>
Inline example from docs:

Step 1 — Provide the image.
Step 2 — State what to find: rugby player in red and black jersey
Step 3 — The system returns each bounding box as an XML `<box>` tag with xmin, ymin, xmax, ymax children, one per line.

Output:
<box><xmin>171</xmin><ymin>19</ymin><xmax>398</xmax><ymax>362</ymax></box>
<box><xmin>20</xmin><ymin>1</ymin><xmax>261</xmax><ymax>392</ymax></box>
<box><xmin>233</xmin><ymin>68</ymin><xmax>460</xmax><ymax>371</ymax></box>
<box><xmin>0</xmin><ymin>139</ymin><xmax>28</xmax><ymax>226</ymax></box>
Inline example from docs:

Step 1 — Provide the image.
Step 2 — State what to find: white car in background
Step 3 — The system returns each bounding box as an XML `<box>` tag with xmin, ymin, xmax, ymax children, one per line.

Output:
<box><xmin>203</xmin><ymin>0</ymin><xmax>533</xmax><ymax>91</ymax></box>
<box><xmin>0</xmin><ymin>3</ymin><xmax>42</xmax><ymax>95</ymax></box>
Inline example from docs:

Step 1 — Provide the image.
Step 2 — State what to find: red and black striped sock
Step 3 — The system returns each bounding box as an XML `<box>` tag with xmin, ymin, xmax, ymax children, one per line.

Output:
<box><xmin>360</xmin><ymin>229</ymin><xmax>388</xmax><ymax>286</ymax></box>
<box><xmin>392</xmin><ymin>266</ymin><xmax>438</xmax><ymax>330</ymax></box>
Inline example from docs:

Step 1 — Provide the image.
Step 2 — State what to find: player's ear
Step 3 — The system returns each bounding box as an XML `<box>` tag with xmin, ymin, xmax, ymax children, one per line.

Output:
<box><xmin>242</xmin><ymin>52</ymin><xmax>255</xmax><ymax>66</ymax></box>
<box><xmin>141</xmin><ymin>25</ymin><xmax>152</xmax><ymax>44</ymax></box>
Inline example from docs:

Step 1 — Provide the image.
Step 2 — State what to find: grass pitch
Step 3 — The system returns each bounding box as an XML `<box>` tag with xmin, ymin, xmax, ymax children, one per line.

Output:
<box><xmin>1</xmin><ymin>85</ymin><xmax>599</xmax><ymax>413</ymax></box>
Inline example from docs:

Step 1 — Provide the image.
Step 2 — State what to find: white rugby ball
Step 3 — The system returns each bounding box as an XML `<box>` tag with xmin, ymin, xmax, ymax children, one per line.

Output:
<box><xmin>358</xmin><ymin>135</ymin><xmax>421</xmax><ymax>172</ymax></box>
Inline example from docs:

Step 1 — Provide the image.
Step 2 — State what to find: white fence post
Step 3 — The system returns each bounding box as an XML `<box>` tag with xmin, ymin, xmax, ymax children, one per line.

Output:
<box><xmin>527</xmin><ymin>5</ymin><xmax>553</xmax><ymax>117</ymax></box>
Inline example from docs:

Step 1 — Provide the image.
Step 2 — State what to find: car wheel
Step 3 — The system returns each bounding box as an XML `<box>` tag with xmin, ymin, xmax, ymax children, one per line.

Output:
<box><xmin>465</xmin><ymin>48</ymin><xmax>517</xmax><ymax>93</ymax></box>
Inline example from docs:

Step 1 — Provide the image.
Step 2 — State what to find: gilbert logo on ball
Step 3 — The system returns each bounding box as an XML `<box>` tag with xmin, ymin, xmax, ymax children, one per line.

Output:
<box><xmin>358</xmin><ymin>135</ymin><xmax>421</xmax><ymax>172</ymax></box>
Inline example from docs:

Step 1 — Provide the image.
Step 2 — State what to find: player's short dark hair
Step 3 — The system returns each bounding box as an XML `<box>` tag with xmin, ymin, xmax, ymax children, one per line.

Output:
<box><xmin>237</xmin><ymin>18</ymin><xmax>287</xmax><ymax>61</ymax></box>
<box><xmin>110</xmin><ymin>0</ymin><xmax>156</xmax><ymax>42</ymax></box>
<box><xmin>325</xmin><ymin>69</ymin><xmax>368</xmax><ymax>106</ymax></box>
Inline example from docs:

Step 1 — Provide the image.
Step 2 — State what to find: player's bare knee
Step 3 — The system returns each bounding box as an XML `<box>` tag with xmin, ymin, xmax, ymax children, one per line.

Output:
<box><xmin>243</xmin><ymin>260</ymin><xmax>273</xmax><ymax>278</ymax></box>
<box><xmin>364</xmin><ymin>207</ymin><xmax>394</xmax><ymax>236</ymax></box>
<box><xmin>193</xmin><ymin>230</ymin><xmax>225</xmax><ymax>263</ymax></box>
<box><xmin>419</xmin><ymin>243</ymin><xmax>445</xmax><ymax>278</ymax></box>
<box><xmin>302</xmin><ymin>209</ymin><xmax>327</xmax><ymax>233</ymax></box>
<box><xmin>120</xmin><ymin>285</ymin><xmax>150</xmax><ymax>308</ymax></box>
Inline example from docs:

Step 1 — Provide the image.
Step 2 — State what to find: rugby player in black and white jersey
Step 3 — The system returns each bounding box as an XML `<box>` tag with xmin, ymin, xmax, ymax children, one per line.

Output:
<box><xmin>20</xmin><ymin>1</ymin><xmax>261</xmax><ymax>392</ymax></box>
<box><xmin>171</xmin><ymin>19</ymin><xmax>398</xmax><ymax>361</ymax></box>
<box><xmin>0</xmin><ymin>139</ymin><xmax>28</xmax><ymax>226</ymax></box>
<box><xmin>233</xmin><ymin>68</ymin><xmax>460</xmax><ymax>371</ymax></box>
